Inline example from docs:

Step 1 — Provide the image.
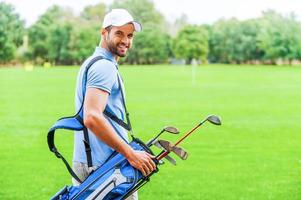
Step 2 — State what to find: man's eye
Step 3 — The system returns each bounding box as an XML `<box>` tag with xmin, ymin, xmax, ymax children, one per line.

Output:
<box><xmin>115</xmin><ymin>32</ymin><xmax>122</xmax><ymax>36</ymax></box>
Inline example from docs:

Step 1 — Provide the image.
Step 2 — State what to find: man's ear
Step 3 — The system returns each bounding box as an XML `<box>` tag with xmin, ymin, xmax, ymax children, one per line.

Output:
<box><xmin>101</xmin><ymin>28</ymin><xmax>107</xmax><ymax>36</ymax></box>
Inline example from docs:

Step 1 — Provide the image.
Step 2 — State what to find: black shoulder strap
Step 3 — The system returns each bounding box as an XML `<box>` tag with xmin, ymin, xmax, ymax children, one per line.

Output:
<box><xmin>79</xmin><ymin>56</ymin><xmax>104</xmax><ymax>168</ymax></box>
<box><xmin>81</xmin><ymin>57</ymin><xmax>132</xmax><ymax>132</ymax></box>
<box><xmin>103</xmin><ymin>74</ymin><xmax>132</xmax><ymax>132</ymax></box>
<box><xmin>79</xmin><ymin>56</ymin><xmax>133</xmax><ymax>167</ymax></box>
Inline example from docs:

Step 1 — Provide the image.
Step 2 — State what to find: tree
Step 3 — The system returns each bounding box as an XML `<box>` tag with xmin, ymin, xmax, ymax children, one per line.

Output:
<box><xmin>27</xmin><ymin>6</ymin><xmax>64</xmax><ymax>63</ymax></box>
<box><xmin>123</xmin><ymin>28</ymin><xmax>171</xmax><ymax>64</ymax></box>
<box><xmin>209</xmin><ymin>18</ymin><xmax>264</xmax><ymax>64</ymax></box>
<box><xmin>81</xmin><ymin>3</ymin><xmax>106</xmax><ymax>27</ymax></box>
<box><xmin>110</xmin><ymin>0</ymin><xmax>165</xmax><ymax>31</ymax></box>
<box><xmin>48</xmin><ymin>23</ymin><xmax>73</xmax><ymax>65</ymax></box>
<box><xmin>166</xmin><ymin>14</ymin><xmax>189</xmax><ymax>37</ymax></box>
<box><xmin>238</xmin><ymin>19</ymin><xmax>264</xmax><ymax>63</ymax></box>
<box><xmin>27</xmin><ymin>4</ymin><xmax>105</xmax><ymax>65</ymax></box>
<box><xmin>108</xmin><ymin>0</ymin><xmax>171</xmax><ymax>64</ymax></box>
<box><xmin>257</xmin><ymin>10</ymin><xmax>301</xmax><ymax>64</ymax></box>
<box><xmin>173</xmin><ymin>25</ymin><xmax>209</xmax><ymax>64</ymax></box>
<box><xmin>209</xmin><ymin>19</ymin><xmax>239</xmax><ymax>63</ymax></box>
<box><xmin>208</xmin><ymin>11</ymin><xmax>301</xmax><ymax>64</ymax></box>
<box><xmin>0</xmin><ymin>2</ymin><xmax>24</xmax><ymax>63</ymax></box>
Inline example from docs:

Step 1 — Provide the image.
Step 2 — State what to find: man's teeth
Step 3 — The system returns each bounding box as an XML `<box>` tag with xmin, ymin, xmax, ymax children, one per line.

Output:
<box><xmin>118</xmin><ymin>45</ymin><xmax>127</xmax><ymax>48</ymax></box>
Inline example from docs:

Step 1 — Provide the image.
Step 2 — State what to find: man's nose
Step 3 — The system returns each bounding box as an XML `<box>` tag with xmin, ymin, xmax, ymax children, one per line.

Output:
<box><xmin>121</xmin><ymin>36</ymin><xmax>129</xmax><ymax>44</ymax></box>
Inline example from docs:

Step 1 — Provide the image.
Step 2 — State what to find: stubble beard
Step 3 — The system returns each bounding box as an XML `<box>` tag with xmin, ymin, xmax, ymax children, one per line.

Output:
<box><xmin>106</xmin><ymin>35</ymin><xmax>127</xmax><ymax>57</ymax></box>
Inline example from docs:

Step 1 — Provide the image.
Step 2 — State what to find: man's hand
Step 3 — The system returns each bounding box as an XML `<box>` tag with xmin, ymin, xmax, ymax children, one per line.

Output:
<box><xmin>126</xmin><ymin>150</ymin><xmax>156</xmax><ymax>177</ymax></box>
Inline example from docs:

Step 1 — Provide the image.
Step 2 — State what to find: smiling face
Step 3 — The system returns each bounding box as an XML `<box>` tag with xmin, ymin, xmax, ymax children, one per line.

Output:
<box><xmin>101</xmin><ymin>23</ymin><xmax>135</xmax><ymax>58</ymax></box>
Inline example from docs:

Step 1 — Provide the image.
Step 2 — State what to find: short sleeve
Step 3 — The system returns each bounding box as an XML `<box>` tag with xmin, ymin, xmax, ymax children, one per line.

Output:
<box><xmin>86</xmin><ymin>59</ymin><xmax>117</xmax><ymax>94</ymax></box>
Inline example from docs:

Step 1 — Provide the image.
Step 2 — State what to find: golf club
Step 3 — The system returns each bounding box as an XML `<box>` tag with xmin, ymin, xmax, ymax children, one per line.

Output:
<box><xmin>172</xmin><ymin>146</ymin><xmax>188</xmax><ymax>160</ymax></box>
<box><xmin>146</xmin><ymin>126</ymin><xmax>179</xmax><ymax>147</ymax></box>
<box><xmin>156</xmin><ymin>115</ymin><xmax>221</xmax><ymax>161</ymax></box>
<box><xmin>157</xmin><ymin>139</ymin><xmax>188</xmax><ymax>160</ymax></box>
<box><xmin>153</xmin><ymin>140</ymin><xmax>177</xmax><ymax>165</ymax></box>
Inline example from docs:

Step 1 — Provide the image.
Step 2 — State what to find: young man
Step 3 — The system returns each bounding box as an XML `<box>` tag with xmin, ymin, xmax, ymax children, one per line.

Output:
<box><xmin>73</xmin><ymin>9</ymin><xmax>156</xmax><ymax>199</ymax></box>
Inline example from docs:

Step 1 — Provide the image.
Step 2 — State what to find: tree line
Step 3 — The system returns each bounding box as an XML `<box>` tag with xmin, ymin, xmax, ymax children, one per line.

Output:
<box><xmin>1</xmin><ymin>0</ymin><xmax>301</xmax><ymax>66</ymax></box>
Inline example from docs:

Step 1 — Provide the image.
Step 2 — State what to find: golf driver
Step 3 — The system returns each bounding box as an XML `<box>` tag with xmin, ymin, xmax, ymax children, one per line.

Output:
<box><xmin>156</xmin><ymin>115</ymin><xmax>221</xmax><ymax>161</ymax></box>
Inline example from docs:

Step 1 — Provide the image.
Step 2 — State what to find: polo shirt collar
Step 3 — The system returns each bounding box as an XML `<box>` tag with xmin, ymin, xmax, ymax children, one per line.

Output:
<box><xmin>93</xmin><ymin>47</ymin><xmax>118</xmax><ymax>66</ymax></box>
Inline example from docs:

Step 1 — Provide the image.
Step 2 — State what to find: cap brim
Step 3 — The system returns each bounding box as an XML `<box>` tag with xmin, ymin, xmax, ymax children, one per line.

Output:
<box><xmin>106</xmin><ymin>21</ymin><xmax>142</xmax><ymax>32</ymax></box>
<box><xmin>132</xmin><ymin>21</ymin><xmax>142</xmax><ymax>32</ymax></box>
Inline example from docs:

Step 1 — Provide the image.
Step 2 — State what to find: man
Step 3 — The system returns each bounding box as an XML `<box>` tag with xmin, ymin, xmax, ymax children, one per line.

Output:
<box><xmin>72</xmin><ymin>9</ymin><xmax>156</xmax><ymax>199</ymax></box>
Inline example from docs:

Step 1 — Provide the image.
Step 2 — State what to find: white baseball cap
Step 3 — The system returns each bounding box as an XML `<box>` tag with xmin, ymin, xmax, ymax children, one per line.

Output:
<box><xmin>102</xmin><ymin>9</ymin><xmax>142</xmax><ymax>32</ymax></box>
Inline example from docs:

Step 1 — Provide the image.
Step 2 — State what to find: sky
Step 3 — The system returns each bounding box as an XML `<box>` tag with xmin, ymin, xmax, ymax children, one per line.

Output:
<box><xmin>2</xmin><ymin>0</ymin><xmax>301</xmax><ymax>27</ymax></box>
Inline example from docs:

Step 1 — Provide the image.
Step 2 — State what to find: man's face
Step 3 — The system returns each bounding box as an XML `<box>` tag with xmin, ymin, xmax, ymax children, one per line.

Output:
<box><xmin>104</xmin><ymin>24</ymin><xmax>135</xmax><ymax>57</ymax></box>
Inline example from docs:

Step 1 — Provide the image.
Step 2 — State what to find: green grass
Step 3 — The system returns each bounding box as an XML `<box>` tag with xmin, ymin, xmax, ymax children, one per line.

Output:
<box><xmin>1</xmin><ymin>64</ymin><xmax>301</xmax><ymax>200</ymax></box>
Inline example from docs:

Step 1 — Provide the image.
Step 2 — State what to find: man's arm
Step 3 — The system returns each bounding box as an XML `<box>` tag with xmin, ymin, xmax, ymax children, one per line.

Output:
<box><xmin>83</xmin><ymin>87</ymin><xmax>156</xmax><ymax>176</ymax></box>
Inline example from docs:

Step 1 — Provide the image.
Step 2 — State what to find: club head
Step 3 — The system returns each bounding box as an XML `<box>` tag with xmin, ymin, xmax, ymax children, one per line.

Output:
<box><xmin>172</xmin><ymin>146</ymin><xmax>188</xmax><ymax>160</ymax></box>
<box><xmin>163</xmin><ymin>126</ymin><xmax>180</xmax><ymax>134</ymax></box>
<box><xmin>157</xmin><ymin>140</ymin><xmax>188</xmax><ymax>160</ymax></box>
<box><xmin>158</xmin><ymin>139</ymin><xmax>174</xmax><ymax>151</ymax></box>
<box><xmin>153</xmin><ymin>141</ymin><xmax>177</xmax><ymax>165</ymax></box>
<box><xmin>207</xmin><ymin>115</ymin><xmax>222</xmax><ymax>125</ymax></box>
<box><xmin>147</xmin><ymin>126</ymin><xmax>180</xmax><ymax>147</ymax></box>
<box><xmin>164</xmin><ymin>155</ymin><xmax>177</xmax><ymax>165</ymax></box>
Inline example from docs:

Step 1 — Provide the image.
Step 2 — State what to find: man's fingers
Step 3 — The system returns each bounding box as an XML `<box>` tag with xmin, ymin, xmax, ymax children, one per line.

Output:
<box><xmin>144</xmin><ymin>159</ymin><xmax>154</xmax><ymax>173</ymax></box>
<box><xmin>141</xmin><ymin>156</ymin><xmax>155</xmax><ymax>176</ymax></box>
<box><xmin>128</xmin><ymin>150</ymin><xmax>157</xmax><ymax>177</ymax></box>
<box><xmin>150</xmin><ymin>158</ymin><xmax>156</xmax><ymax>170</ymax></box>
<box><xmin>147</xmin><ymin>152</ymin><xmax>155</xmax><ymax>159</ymax></box>
<box><xmin>144</xmin><ymin>164</ymin><xmax>151</xmax><ymax>175</ymax></box>
<box><xmin>139</xmin><ymin>166</ymin><xmax>146</xmax><ymax>176</ymax></box>
<box><xmin>146</xmin><ymin>154</ymin><xmax>156</xmax><ymax>171</ymax></box>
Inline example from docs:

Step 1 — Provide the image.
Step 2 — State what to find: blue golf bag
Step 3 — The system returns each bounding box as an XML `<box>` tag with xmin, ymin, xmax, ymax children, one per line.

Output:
<box><xmin>48</xmin><ymin>112</ymin><xmax>157</xmax><ymax>200</ymax></box>
<box><xmin>50</xmin><ymin>138</ymin><xmax>156</xmax><ymax>200</ymax></box>
<box><xmin>48</xmin><ymin>56</ymin><xmax>158</xmax><ymax>199</ymax></box>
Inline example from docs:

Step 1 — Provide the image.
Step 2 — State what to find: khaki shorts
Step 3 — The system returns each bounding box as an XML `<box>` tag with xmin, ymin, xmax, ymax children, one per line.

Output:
<box><xmin>72</xmin><ymin>161</ymin><xmax>138</xmax><ymax>200</ymax></box>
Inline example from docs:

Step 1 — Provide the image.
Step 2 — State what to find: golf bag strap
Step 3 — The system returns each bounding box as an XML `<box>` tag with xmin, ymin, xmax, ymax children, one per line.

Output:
<box><xmin>83</xmin><ymin>127</ymin><xmax>93</xmax><ymax>167</ymax></box>
<box><xmin>47</xmin><ymin>123</ymin><xmax>83</xmax><ymax>184</ymax></box>
<box><xmin>47</xmin><ymin>114</ymin><xmax>128</xmax><ymax>183</ymax></box>
<box><xmin>47</xmin><ymin>56</ymin><xmax>134</xmax><ymax>182</ymax></box>
<box><xmin>53</xmin><ymin>143</ymin><xmax>82</xmax><ymax>184</ymax></box>
<box><xmin>116</xmin><ymin>74</ymin><xmax>132</xmax><ymax>133</ymax></box>
<box><xmin>103</xmin><ymin>110</ymin><xmax>131</xmax><ymax>131</ymax></box>
<box><xmin>74</xmin><ymin>114</ymin><xmax>92</xmax><ymax>168</ymax></box>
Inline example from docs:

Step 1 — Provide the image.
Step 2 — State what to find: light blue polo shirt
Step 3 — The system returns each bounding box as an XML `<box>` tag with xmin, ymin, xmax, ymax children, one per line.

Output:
<box><xmin>73</xmin><ymin>47</ymin><xmax>128</xmax><ymax>166</ymax></box>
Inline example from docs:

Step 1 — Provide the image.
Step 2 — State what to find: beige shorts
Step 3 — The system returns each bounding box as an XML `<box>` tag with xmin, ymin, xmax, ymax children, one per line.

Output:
<box><xmin>72</xmin><ymin>161</ymin><xmax>138</xmax><ymax>200</ymax></box>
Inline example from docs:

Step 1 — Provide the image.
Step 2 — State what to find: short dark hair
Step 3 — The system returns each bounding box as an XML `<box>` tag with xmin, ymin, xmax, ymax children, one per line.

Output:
<box><xmin>105</xmin><ymin>26</ymin><xmax>112</xmax><ymax>33</ymax></box>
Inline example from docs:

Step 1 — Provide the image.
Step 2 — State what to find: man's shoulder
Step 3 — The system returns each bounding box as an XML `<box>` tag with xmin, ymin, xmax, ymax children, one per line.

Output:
<box><xmin>91</xmin><ymin>58</ymin><xmax>117</xmax><ymax>75</ymax></box>
<box><xmin>83</xmin><ymin>55</ymin><xmax>116</xmax><ymax>68</ymax></box>
<box><xmin>80</xmin><ymin>55</ymin><xmax>117</xmax><ymax>77</ymax></box>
